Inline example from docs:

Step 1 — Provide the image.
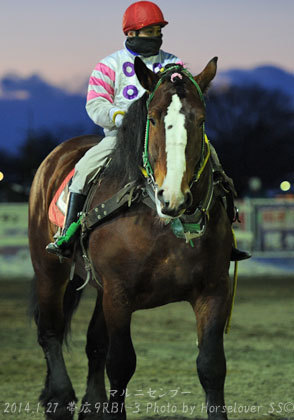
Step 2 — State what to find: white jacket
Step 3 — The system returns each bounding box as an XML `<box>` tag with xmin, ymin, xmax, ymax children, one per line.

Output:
<box><xmin>86</xmin><ymin>44</ymin><xmax>182</xmax><ymax>135</ymax></box>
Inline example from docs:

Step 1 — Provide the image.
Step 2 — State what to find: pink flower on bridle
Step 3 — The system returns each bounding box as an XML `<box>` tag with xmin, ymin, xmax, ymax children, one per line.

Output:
<box><xmin>170</xmin><ymin>72</ymin><xmax>183</xmax><ymax>83</ymax></box>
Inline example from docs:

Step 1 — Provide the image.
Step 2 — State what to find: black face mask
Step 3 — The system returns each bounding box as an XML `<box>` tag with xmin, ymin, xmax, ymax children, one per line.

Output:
<box><xmin>126</xmin><ymin>35</ymin><xmax>162</xmax><ymax>57</ymax></box>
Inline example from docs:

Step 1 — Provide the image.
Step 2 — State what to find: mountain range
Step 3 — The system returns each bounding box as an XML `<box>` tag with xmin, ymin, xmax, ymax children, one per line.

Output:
<box><xmin>214</xmin><ymin>65</ymin><xmax>294</xmax><ymax>98</ymax></box>
<box><xmin>0</xmin><ymin>65</ymin><xmax>293</xmax><ymax>154</ymax></box>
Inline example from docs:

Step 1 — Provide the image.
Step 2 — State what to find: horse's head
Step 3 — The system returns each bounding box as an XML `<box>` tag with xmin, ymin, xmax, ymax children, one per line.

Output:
<box><xmin>135</xmin><ymin>57</ymin><xmax>217</xmax><ymax>218</ymax></box>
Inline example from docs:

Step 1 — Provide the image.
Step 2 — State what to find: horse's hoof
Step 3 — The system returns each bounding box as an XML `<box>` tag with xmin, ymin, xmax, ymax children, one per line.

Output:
<box><xmin>102</xmin><ymin>410</ymin><xmax>126</xmax><ymax>420</ymax></box>
<box><xmin>78</xmin><ymin>405</ymin><xmax>104</xmax><ymax>420</ymax></box>
<box><xmin>78</xmin><ymin>415</ymin><xmax>103</xmax><ymax>420</ymax></box>
<box><xmin>45</xmin><ymin>409</ymin><xmax>74</xmax><ymax>420</ymax></box>
<box><xmin>208</xmin><ymin>413</ymin><xmax>228</xmax><ymax>420</ymax></box>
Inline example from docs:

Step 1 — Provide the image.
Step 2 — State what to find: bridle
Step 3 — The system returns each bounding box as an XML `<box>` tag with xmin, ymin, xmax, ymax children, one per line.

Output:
<box><xmin>142</xmin><ymin>65</ymin><xmax>211</xmax><ymax>190</ymax></box>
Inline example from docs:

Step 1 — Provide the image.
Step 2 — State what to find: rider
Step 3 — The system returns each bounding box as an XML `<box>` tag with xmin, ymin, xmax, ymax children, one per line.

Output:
<box><xmin>46</xmin><ymin>1</ymin><xmax>250</xmax><ymax>261</ymax></box>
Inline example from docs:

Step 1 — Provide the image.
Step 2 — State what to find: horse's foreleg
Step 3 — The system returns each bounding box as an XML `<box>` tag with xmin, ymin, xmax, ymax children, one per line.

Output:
<box><xmin>102</xmin><ymin>292</ymin><xmax>136</xmax><ymax>420</ymax></box>
<box><xmin>192</xmin><ymin>282</ymin><xmax>230</xmax><ymax>420</ymax></box>
<box><xmin>79</xmin><ymin>293</ymin><xmax>108</xmax><ymax>420</ymax></box>
<box><xmin>35</xmin><ymin>265</ymin><xmax>76</xmax><ymax>420</ymax></box>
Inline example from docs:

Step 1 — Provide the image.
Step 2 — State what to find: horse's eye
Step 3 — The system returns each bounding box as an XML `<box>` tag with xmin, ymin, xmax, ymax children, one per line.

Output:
<box><xmin>149</xmin><ymin>117</ymin><xmax>156</xmax><ymax>126</ymax></box>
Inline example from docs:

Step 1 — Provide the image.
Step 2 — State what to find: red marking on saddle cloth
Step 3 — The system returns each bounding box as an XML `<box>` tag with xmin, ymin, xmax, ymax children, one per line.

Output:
<box><xmin>48</xmin><ymin>169</ymin><xmax>75</xmax><ymax>227</ymax></box>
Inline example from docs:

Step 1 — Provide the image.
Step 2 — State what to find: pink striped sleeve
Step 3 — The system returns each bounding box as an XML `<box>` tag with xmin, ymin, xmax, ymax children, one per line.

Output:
<box><xmin>87</xmin><ymin>90</ymin><xmax>114</xmax><ymax>103</ymax></box>
<box><xmin>94</xmin><ymin>63</ymin><xmax>115</xmax><ymax>82</ymax></box>
<box><xmin>89</xmin><ymin>77</ymin><xmax>114</xmax><ymax>96</ymax></box>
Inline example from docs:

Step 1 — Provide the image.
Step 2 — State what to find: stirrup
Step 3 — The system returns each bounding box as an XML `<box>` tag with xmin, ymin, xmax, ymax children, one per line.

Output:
<box><xmin>46</xmin><ymin>219</ymin><xmax>81</xmax><ymax>257</ymax></box>
<box><xmin>45</xmin><ymin>241</ymin><xmax>73</xmax><ymax>258</ymax></box>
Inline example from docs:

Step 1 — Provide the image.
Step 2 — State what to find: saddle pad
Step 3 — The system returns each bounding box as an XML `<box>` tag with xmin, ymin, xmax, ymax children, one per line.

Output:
<box><xmin>48</xmin><ymin>169</ymin><xmax>75</xmax><ymax>227</ymax></box>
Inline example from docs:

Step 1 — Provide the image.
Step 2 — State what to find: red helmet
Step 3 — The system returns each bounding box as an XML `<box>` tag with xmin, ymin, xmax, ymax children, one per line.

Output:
<box><xmin>122</xmin><ymin>1</ymin><xmax>168</xmax><ymax>35</ymax></box>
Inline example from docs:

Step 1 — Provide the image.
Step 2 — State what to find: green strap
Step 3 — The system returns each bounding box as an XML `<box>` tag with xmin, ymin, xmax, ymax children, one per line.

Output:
<box><xmin>171</xmin><ymin>218</ymin><xmax>201</xmax><ymax>237</ymax></box>
<box><xmin>143</xmin><ymin>118</ymin><xmax>153</xmax><ymax>176</ymax></box>
<box><xmin>56</xmin><ymin>218</ymin><xmax>81</xmax><ymax>246</ymax></box>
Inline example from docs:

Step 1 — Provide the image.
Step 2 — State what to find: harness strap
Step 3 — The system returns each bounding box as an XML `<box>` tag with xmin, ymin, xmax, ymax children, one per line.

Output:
<box><xmin>191</xmin><ymin>134</ymin><xmax>211</xmax><ymax>186</ymax></box>
<box><xmin>181</xmin><ymin>159</ymin><xmax>214</xmax><ymax>224</ymax></box>
<box><xmin>82</xmin><ymin>180</ymin><xmax>141</xmax><ymax>230</ymax></box>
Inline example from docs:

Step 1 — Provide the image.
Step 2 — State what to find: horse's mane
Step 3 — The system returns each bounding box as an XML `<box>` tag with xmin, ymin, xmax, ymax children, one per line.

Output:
<box><xmin>103</xmin><ymin>92</ymin><xmax>148</xmax><ymax>186</ymax></box>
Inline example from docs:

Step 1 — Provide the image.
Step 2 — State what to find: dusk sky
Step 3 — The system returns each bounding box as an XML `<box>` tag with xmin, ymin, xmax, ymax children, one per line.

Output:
<box><xmin>1</xmin><ymin>0</ymin><xmax>294</xmax><ymax>92</ymax></box>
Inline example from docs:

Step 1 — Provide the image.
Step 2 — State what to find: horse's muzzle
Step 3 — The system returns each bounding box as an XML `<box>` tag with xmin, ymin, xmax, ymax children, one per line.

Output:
<box><xmin>157</xmin><ymin>189</ymin><xmax>193</xmax><ymax>217</ymax></box>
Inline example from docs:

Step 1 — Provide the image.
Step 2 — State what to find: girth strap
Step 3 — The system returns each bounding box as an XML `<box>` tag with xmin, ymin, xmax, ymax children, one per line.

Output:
<box><xmin>82</xmin><ymin>180</ymin><xmax>141</xmax><ymax>230</ymax></box>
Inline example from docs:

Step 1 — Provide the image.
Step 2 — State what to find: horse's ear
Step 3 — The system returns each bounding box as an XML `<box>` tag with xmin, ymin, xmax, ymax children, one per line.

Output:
<box><xmin>194</xmin><ymin>57</ymin><xmax>218</xmax><ymax>92</ymax></box>
<box><xmin>134</xmin><ymin>57</ymin><xmax>159</xmax><ymax>92</ymax></box>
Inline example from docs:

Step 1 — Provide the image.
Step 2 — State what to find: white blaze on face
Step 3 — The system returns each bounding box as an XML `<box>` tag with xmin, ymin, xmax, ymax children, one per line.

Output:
<box><xmin>158</xmin><ymin>94</ymin><xmax>187</xmax><ymax>211</ymax></box>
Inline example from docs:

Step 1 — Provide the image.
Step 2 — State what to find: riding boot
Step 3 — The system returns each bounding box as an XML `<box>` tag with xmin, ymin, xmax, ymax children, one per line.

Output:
<box><xmin>46</xmin><ymin>192</ymin><xmax>86</xmax><ymax>257</ymax></box>
<box><xmin>231</xmin><ymin>247</ymin><xmax>251</xmax><ymax>261</ymax></box>
<box><xmin>210</xmin><ymin>144</ymin><xmax>251</xmax><ymax>262</ymax></box>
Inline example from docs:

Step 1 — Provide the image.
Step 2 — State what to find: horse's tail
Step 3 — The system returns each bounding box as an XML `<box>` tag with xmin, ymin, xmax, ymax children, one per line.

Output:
<box><xmin>29</xmin><ymin>274</ymin><xmax>85</xmax><ymax>345</ymax></box>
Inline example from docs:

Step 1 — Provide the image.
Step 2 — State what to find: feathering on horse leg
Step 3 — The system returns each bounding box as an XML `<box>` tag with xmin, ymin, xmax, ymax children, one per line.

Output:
<box><xmin>79</xmin><ymin>293</ymin><xmax>109</xmax><ymax>420</ymax></box>
<box><xmin>102</xmin><ymin>293</ymin><xmax>136</xmax><ymax>420</ymax></box>
<box><xmin>192</xmin><ymin>288</ymin><xmax>230</xmax><ymax>420</ymax></box>
<box><xmin>33</xmin><ymin>263</ymin><xmax>77</xmax><ymax>419</ymax></box>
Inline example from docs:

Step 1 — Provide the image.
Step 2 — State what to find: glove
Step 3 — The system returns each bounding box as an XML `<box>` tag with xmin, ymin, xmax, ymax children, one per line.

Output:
<box><xmin>114</xmin><ymin>113</ymin><xmax>124</xmax><ymax>127</ymax></box>
<box><xmin>109</xmin><ymin>108</ymin><xmax>125</xmax><ymax>128</ymax></box>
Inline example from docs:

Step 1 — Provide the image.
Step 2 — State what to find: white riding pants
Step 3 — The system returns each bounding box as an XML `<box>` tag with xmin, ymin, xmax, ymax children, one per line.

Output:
<box><xmin>69</xmin><ymin>134</ymin><xmax>117</xmax><ymax>195</ymax></box>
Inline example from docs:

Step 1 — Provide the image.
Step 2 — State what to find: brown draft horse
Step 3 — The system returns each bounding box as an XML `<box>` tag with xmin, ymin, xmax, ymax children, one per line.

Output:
<box><xmin>29</xmin><ymin>57</ymin><xmax>233</xmax><ymax>420</ymax></box>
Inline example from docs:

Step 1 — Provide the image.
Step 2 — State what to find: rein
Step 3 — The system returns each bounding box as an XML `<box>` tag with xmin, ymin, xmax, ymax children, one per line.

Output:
<box><xmin>142</xmin><ymin>65</ymin><xmax>209</xmax><ymax>188</ymax></box>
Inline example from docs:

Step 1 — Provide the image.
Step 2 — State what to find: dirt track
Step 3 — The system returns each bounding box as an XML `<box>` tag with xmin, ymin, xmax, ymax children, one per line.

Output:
<box><xmin>0</xmin><ymin>276</ymin><xmax>293</xmax><ymax>420</ymax></box>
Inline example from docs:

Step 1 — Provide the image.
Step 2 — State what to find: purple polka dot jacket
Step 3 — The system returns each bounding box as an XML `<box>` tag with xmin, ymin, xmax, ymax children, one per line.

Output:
<box><xmin>86</xmin><ymin>43</ymin><xmax>182</xmax><ymax>135</ymax></box>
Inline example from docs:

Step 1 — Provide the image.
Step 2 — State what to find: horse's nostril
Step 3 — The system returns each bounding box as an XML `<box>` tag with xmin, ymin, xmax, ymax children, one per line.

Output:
<box><xmin>157</xmin><ymin>190</ymin><xmax>170</xmax><ymax>209</ymax></box>
<box><xmin>157</xmin><ymin>189</ymin><xmax>164</xmax><ymax>198</ymax></box>
<box><xmin>157</xmin><ymin>189</ymin><xmax>168</xmax><ymax>205</ymax></box>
